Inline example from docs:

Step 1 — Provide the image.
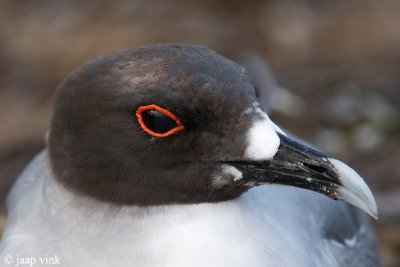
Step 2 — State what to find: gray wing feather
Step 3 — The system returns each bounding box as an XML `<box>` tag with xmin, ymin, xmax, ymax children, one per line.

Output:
<box><xmin>320</xmin><ymin>201</ymin><xmax>382</xmax><ymax>267</ymax></box>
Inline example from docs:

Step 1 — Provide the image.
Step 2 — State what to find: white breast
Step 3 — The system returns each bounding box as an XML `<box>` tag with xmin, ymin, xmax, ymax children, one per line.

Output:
<box><xmin>0</xmin><ymin>152</ymin><xmax>339</xmax><ymax>267</ymax></box>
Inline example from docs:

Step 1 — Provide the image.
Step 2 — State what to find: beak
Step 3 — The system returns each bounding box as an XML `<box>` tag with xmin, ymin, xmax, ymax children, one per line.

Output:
<box><xmin>228</xmin><ymin>133</ymin><xmax>378</xmax><ymax>219</ymax></box>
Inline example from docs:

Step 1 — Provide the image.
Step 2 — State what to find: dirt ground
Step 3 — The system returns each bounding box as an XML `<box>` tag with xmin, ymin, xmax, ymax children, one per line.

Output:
<box><xmin>1</xmin><ymin>0</ymin><xmax>399</xmax><ymax>266</ymax></box>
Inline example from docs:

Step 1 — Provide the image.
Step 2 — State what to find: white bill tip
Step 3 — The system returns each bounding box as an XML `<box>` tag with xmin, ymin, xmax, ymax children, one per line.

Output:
<box><xmin>329</xmin><ymin>158</ymin><xmax>378</xmax><ymax>219</ymax></box>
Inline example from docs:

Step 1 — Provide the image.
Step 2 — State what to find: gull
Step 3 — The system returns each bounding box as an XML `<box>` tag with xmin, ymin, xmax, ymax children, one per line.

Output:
<box><xmin>0</xmin><ymin>43</ymin><xmax>381</xmax><ymax>267</ymax></box>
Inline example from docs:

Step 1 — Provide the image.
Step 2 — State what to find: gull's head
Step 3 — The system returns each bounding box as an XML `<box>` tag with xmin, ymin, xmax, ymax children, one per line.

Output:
<box><xmin>47</xmin><ymin>43</ymin><xmax>377</xmax><ymax>219</ymax></box>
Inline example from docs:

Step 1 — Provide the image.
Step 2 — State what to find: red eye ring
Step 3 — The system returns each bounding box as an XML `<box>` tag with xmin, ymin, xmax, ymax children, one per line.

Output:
<box><xmin>136</xmin><ymin>104</ymin><xmax>185</xmax><ymax>138</ymax></box>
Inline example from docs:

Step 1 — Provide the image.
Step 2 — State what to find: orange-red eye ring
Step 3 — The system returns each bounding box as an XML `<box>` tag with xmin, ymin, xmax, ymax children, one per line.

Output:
<box><xmin>136</xmin><ymin>104</ymin><xmax>185</xmax><ymax>138</ymax></box>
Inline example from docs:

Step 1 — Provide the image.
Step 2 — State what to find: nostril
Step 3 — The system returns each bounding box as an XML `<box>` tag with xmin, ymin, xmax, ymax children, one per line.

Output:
<box><xmin>303</xmin><ymin>162</ymin><xmax>328</xmax><ymax>174</ymax></box>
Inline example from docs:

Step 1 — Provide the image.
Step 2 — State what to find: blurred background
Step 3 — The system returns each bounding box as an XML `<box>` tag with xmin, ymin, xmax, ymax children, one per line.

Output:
<box><xmin>0</xmin><ymin>0</ymin><xmax>399</xmax><ymax>265</ymax></box>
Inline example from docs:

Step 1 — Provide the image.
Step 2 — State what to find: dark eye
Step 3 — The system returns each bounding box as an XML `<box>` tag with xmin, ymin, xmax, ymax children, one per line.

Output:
<box><xmin>142</xmin><ymin>110</ymin><xmax>177</xmax><ymax>133</ymax></box>
<box><xmin>136</xmin><ymin>104</ymin><xmax>185</xmax><ymax>138</ymax></box>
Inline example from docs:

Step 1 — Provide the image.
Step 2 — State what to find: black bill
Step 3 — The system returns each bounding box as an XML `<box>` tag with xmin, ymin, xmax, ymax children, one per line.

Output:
<box><xmin>227</xmin><ymin>133</ymin><xmax>378</xmax><ymax>219</ymax></box>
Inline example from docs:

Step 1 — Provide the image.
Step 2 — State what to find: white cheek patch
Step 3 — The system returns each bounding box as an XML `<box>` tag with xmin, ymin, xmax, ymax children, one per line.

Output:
<box><xmin>211</xmin><ymin>165</ymin><xmax>243</xmax><ymax>189</ymax></box>
<box><xmin>221</xmin><ymin>165</ymin><xmax>243</xmax><ymax>181</ymax></box>
<box><xmin>244</xmin><ymin>111</ymin><xmax>281</xmax><ymax>161</ymax></box>
<box><xmin>211</xmin><ymin>174</ymin><xmax>227</xmax><ymax>189</ymax></box>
